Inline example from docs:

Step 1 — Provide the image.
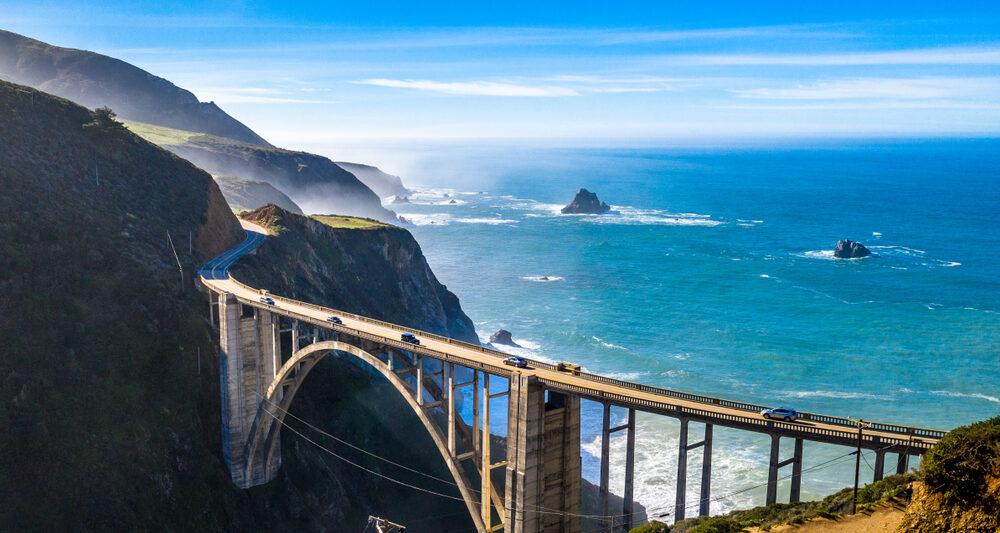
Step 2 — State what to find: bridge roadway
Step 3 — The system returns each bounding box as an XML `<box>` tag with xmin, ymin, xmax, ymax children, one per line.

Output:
<box><xmin>199</xmin><ymin>222</ymin><xmax>945</xmax><ymax>532</ymax></box>
<box><xmin>203</xmin><ymin>226</ymin><xmax>943</xmax><ymax>452</ymax></box>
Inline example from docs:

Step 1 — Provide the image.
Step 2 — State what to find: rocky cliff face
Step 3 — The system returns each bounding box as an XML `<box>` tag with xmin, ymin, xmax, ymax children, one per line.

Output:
<box><xmin>0</xmin><ymin>30</ymin><xmax>270</xmax><ymax>146</ymax></box>
<box><xmin>161</xmin><ymin>135</ymin><xmax>397</xmax><ymax>221</ymax></box>
<box><xmin>213</xmin><ymin>174</ymin><xmax>303</xmax><ymax>214</ymax></box>
<box><xmin>335</xmin><ymin>161</ymin><xmax>410</xmax><ymax>199</ymax></box>
<box><xmin>234</xmin><ymin>205</ymin><xmax>477</xmax><ymax>342</ymax></box>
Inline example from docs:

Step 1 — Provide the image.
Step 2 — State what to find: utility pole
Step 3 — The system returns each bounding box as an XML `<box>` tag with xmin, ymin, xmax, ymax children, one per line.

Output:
<box><xmin>849</xmin><ymin>417</ymin><xmax>872</xmax><ymax>514</ymax></box>
<box><xmin>366</xmin><ymin>516</ymin><xmax>405</xmax><ymax>533</ymax></box>
<box><xmin>166</xmin><ymin>231</ymin><xmax>184</xmax><ymax>290</ymax></box>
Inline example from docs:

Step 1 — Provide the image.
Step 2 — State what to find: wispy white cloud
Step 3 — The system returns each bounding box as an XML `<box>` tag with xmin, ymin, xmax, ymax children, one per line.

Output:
<box><xmin>733</xmin><ymin>78</ymin><xmax>1000</xmax><ymax>100</ymax></box>
<box><xmin>666</xmin><ymin>46</ymin><xmax>1000</xmax><ymax>66</ymax></box>
<box><xmin>191</xmin><ymin>87</ymin><xmax>338</xmax><ymax>104</ymax></box>
<box><xmin>353</xmin><ymin>76</ymin><xmax>685</xmax><ymax>97</ymax></box>
<box><xmin>354</xmin><ymin>79</ymin><xmax>581</xmax><ymax>97</ymax></box>
<box><xmin>717</xmin><ymin>101</ymin><xmax>1000</xmax><ymax>111</ymax></box>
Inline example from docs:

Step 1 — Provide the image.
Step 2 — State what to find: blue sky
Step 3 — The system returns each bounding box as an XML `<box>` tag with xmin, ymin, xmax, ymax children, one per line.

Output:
<box><xmin>4</xmin><ymin>1</ymin><xmax>1000</xmax><ymax>146</ymax></box>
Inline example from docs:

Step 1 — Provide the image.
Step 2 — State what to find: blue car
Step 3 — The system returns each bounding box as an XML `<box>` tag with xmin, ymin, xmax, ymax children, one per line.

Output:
<box><xmin>326</xmin><ymin>315</ymin><xmax>342</xmax><ymax>324</ymax></box>
<box><xmin>761</xmin><ymin>407</ymin><xmax>800</xmax><ymax>422</ymax></box>
<box><xmin>503</xmin><ymin>356</ymin><xmax>528</xmax><ymax>368</ymax></box>
<box><xmin>400</xmin><ymin>333</ymin><xmax>420</xmax><ymax>345</ymax></box>
<box><xmin>259</xmin><ymin>296</ymin><xmax>275</xmax><ymax>305</ymax></box>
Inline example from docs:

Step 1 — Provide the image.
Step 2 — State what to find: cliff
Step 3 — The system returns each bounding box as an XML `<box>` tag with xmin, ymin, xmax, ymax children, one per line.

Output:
<box><xmin>0</xmin><ymin>29</ymin><xmax>270</xmax><ymax>146</ymax></box>
<box><xmin>124</xmin><ymin>120</ymin><xmax>396</xmax><ymax>221</ymax></box>
<box><xmin>234</xmin><ymin>205</ymin><xmax>477</xmax><ymax>342</ymax></box>
<box><xmin>213</xmin><ymin>174</ymin><xmax>303</xmax><ymax>214</ymax></box>
<box><xmin>336</xmin><ymin>161</ymin><xmax>411</xmax><ymax>199</ymax></box>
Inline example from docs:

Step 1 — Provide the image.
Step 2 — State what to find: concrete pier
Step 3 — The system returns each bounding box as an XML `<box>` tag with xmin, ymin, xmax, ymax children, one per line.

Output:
<box><xmin>218</xmin><ymin>294</ymin><xmax>278</xmax><ymax>488</ymax></box>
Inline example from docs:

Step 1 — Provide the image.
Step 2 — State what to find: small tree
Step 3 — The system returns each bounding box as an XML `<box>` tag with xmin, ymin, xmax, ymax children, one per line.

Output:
<box><xmin>83</xmin><ymin>107</ymin><xmax>121</xmax><ymax>136</ymax></box>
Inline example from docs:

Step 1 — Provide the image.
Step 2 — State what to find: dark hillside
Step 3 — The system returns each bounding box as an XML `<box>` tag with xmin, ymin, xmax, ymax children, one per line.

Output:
<box><xmin>0</xmin><ymin>29</ymin><xmax>271</xmax><ymax>146</ymax></box>
<box><xmin>0</xmin><ymin>80</ymin><xmax>245</xmax><ymax>530</ymax></box>
<box><xmin>0</xmin><ymin>81</ymin><xmax>480</xmax><ymax>531</ymax></box>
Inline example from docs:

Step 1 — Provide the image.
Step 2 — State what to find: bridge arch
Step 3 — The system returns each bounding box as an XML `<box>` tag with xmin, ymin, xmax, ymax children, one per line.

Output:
<box><xmin>243</xmin><ymin>340</ymin><xmax>488</xmax><ymax>532</ymax></box>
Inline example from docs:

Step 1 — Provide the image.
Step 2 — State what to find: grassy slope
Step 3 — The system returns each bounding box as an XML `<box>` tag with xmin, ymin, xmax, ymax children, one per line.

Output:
<box><xmin>214</xmin><ymin>174</ymin><xmax>303</xmax><ymax>214</ymax></box>
<box><xmin>312</xmin><ymin>214</ymin><xmax>389</xmax><ymax>229</ymax></box>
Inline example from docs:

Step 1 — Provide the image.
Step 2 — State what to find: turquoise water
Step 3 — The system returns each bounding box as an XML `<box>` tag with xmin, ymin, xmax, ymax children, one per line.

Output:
<box><xmin>385</xmin><ymin>139</ymin><xmax>1000</xmax><ymax>517</ymax></box>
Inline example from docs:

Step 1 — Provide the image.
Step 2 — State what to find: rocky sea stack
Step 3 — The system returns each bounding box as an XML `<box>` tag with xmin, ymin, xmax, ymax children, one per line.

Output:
<box><xmin>488</xmin><ymin>329</ymin><xmax>521</xmax><ymax>347</ymax></box>
<box><xmin>833</xmin><ymin>239</ymin><xmax>871</xmax><ymax>258</ymax></box>
<box><xmin>561</xmin><ymin>188</ymin><xmax>611</xmax><ymax>214</ymax></box>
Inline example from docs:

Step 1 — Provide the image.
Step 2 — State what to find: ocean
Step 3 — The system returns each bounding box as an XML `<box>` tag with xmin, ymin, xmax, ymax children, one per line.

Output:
<box><xmin>369</xmin><ymin>139</ymin><xmax>999</xmax><ymax>519</ymax></box>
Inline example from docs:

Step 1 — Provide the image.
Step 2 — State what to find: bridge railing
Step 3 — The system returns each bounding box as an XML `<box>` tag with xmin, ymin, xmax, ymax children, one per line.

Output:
<box><xmin>536</xmin><ymin>378</ymin><xmax>936</xmax><ymax>451</ymax></box>
<box><xmin>215</xmin><ymin>275</ymin><xmax>947</xmax><ymax>442</ymax></box>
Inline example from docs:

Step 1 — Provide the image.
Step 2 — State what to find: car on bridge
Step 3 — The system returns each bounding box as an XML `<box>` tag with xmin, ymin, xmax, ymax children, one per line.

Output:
<box><xmin>401</xmin><ymin>333</ymin><xmax>420</xmax><ymax>345</ymax></box>
<box><xmin>259</xmin><ymin>296</ymin><xmax>275</xmax><ymax>305</ymax></box>
<box><xmin>326</xmin><ymin>315</ymin><xmax>342</xmax><ymax>324</ymax></box>
<box><xmin>503</xmin><ymin>356</ymin><xmax>529</xmax><ymax>368</ymax></box>
<box><xmin>761</xmin><ymin>407</ymin><xmax>800</xmax><ymax>422</ymax></box>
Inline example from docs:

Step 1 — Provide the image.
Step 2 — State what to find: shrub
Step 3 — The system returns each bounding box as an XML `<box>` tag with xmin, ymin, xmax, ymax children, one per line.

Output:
<box><xmin>921</xmin><ymin>416</ymin><xmax>1000</xmax><ymax>505</ymax></box>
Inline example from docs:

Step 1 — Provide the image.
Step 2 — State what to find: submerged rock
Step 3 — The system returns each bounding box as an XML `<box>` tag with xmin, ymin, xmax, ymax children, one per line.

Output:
<box><xmin>561</xmin><ymin>188</ymin><xmax>610</xmax><ymax>214</ymax></box>
<box><xmin>488</xmin><ymin>329</ymin><xmax>521</xmax><ymax>348</ymax></box>
<box><xmin>834</xmin><ymin>239</ymin><xmax>871</xmax><ymax>258</ymax></box>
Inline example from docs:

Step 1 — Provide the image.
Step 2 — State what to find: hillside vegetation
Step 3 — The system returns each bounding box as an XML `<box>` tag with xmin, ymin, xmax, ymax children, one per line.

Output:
<box><xmin>0</xmin><ymin>29</ymin><xmax>270</xmax><ymax>146</ymax></box>
<box><xmin>0</xmin><ymin>79</ymin><xmax>245</xmax><ymax>530</ymax></box>
<box><xmin>123</xmin><ymin>120</ymin><xmax>396</xmax><ymax>221</ymax></box>
<box><xmin>214</xmin><ymin>174</ymin><xmax>303</xmax><ymax>214</ymax></box>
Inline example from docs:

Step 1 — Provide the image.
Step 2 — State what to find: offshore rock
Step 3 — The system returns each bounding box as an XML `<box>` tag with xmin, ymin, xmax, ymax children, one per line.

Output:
<box><xmin>834</xmin><ymin>239</ymin><xmax>871</xmax><ymax>258</ymax></box>
<box><xmin>489</xmin><ymin>329</ymin><xmax>521</xmax><ymax>348</ymax></box>
<box><xmin>390</xmin><ymin>195</ymin><xmax>410</xmax><ymax>204</ymax></box>
<box><xmin>561</xmin><ymin>188</ymin><xmax>611</xmax><ymax>214</ymax></box>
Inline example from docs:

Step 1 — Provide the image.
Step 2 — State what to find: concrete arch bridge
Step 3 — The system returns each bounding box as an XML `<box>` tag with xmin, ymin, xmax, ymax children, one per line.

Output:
<box><xmin>200</xmin><ymin>227</ymin><xmax>944</xmax><ymax>533</ymax></box>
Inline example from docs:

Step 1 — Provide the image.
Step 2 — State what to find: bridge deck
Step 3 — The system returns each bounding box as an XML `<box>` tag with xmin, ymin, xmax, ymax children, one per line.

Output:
<box><xmin>201</xmin><ymin>227</ymin><xmax>944</xmax><ymax>454</ymax></box>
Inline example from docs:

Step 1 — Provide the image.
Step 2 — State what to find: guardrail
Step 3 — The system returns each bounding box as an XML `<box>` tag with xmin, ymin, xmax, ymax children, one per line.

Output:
<box><xmin>208</xmin><ymin>273</ymin><xmax>946</xmax><ymax>443</ymax></box>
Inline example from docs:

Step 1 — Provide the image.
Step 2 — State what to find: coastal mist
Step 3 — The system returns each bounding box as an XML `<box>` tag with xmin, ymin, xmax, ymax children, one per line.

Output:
<box><xmin>347</xmin><ymin>139</ymin><xmax>1000</xmax><ymax>518</ymax></box>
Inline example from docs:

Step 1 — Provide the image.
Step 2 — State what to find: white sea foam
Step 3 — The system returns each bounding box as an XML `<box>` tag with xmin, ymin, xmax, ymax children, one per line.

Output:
<box><xmin>942</xmin><ymin>261</ymin><xmax>961</xmax><ymax>267</ymax></box>
<box><xmin>802</xmin><ymin>250</ymin><xmax>836</xmax><ymax>260</ymax></box>
<box><xmin>606</xmin><ymin>371</ymin><xmax>648</xmax><ymax>381</ymax></box>
<box><xmin>931</xmin><ymin>390</ymin><xmax>1000</xmax><ymax>403</ymax></box>
<box><xmin>583</xmin><ymin>207</ymin><xmax>724</xmax><ymax>227</ymax></box>
<box><xmin>786</xmin><ymin>390</ymin><xmax>893</xmax><ymax>401</ymax></box>
<box><xmin>870</xmin><ymin>245</ymin><xmax>925</xmax><ymax>255</ymax></box>
<box><xmin>592</xmin><ymin>336</ymin><xmax>628</xmax><ymax>351</ymax></box>
<box><xmin>581</xmin><ymin>414</ymin><xmax>762</xmax><ymax>522</ymax></box>
<box><xmin>759</xmin><ymin>274</ymin><xmax>770</xmax><ymax>278</ymax></box>
<box><xmin>872</xmin><ymin>232</ymin><xmax>882</xmax><ymax>236</ymax></box>
<box><xmin>454</xmin><ymin>217</ymin><xmax>518</xmax><ymax>225</ymax></box>
<box><xmin>673</xmin><ymin>353</ymin><xmax>691</xmax><ymax>360</ymax></box>
<box><xmin>401</xmin><ymin>213</ymin><xmax>452</xmax><ymax>226</ymax></box>
<box><xmin>521</xmin><ymin>275</ymin><xmax>564</xmax><ymax>282</ymax></box>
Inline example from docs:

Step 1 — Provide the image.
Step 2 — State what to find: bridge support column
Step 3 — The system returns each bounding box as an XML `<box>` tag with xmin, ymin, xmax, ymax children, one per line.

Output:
<box><xmin>874</xmin><ymin>450</ymin><xmax>885</xmax><ymax>482</ymax></box>
<box><xmin>896</xmin><ymin>452</ymin><xmax>909</xmax><ymax>475</ymax></box>
<box><xmin>599</xmin><ymin>403</ymin><xmax>611</xmax><ymax>521</ymax></box>
<box><xmin>676</xmin><ymin>420</ymin><xmax>714</xmax><ymax>521</ymax></box>
<box><xmin>218</xmin><ymin>294</ymin><xmax>279</xmax><ymax>488</ymax></box>
<box><xmin>505</xmin><ymin>376</ymin><xmax>581</xmax><ymax>533</ymax></box>
<box><xmin>700</xmin><ymin>424</ymin><xmax>714</xmax><ymax>516</ymax></box>
<box><xmin>622</xmin><ymin>408</ymin><xmax>636</xmax><ymax>532</ymax></box>
<box><xmin>766</xmin><ymin>434</ymin><xmax>780</xmax><ymax>506</ymax></box>
<box><xmin>789</xmin><ymin>438</ymin><xmax>803</xmax><ymax>503</ymax></box>
<box><xmin>676</xmin><ymin>419</ymin><xmax>689</xmax><ymax>521</ymax></box>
